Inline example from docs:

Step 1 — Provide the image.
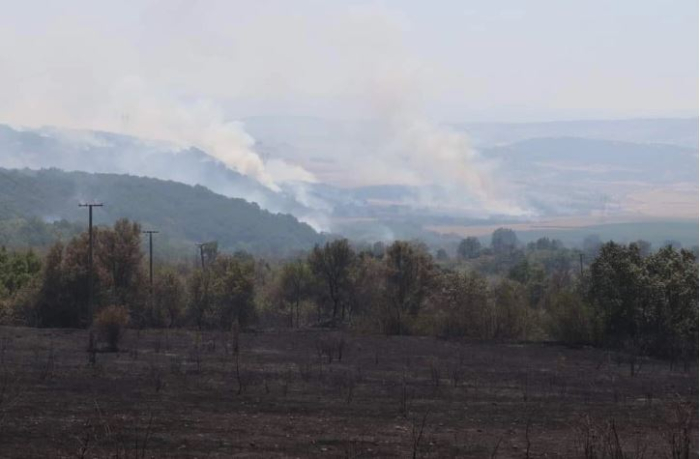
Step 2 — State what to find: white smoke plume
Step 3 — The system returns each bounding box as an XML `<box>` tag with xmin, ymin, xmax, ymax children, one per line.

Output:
<box><xmin>0</xmin><ymin>2</ymin><xmax>532</xmax><ymax>233</ymax></box>
<box><xmin>352</xmin><ymin>68</ymin><xmax>530</xmax><ymax>218</ymax></box>
<box><xmin>0</xmin><ymin>73</ymin><xmax>318</xmax><ymax>194</ymax></box>
<box><xmin>384</xmin><ymin>114</ymin><xmax>529</xmax><ymax>216</ymax></box>
<box><xmin>109</xmin><ymin>77</ymin><xmax>306</xmax><ymax>192</ymax></box>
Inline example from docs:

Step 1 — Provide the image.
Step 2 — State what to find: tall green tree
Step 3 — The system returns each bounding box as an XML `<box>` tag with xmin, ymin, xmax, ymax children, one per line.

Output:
<box><xmin>308</xmin><ymin>239</ymin><xmax>355</xmax><ymax>322</ymax></box>
<box><xmin>347</xmin><ymin>253</ymin><xmax>386</xmax><ymax>326</ymax></box>
<box><xmin>97</xmin><ymin>218</ymin><xmax>146</xmax><ymax>310</ymax></box>
<box><xmin>35</xmin><ymin>241</ymin><xmax>74</xmax><ymax>327</ymax></box>
<box><xmin>0</xmin><ymin>247</ymin><xmax>41</xmax><ymax>298</ymax></box>
<box><xmin>457</xmin><ymin>237</ymin><xmax>482</xmax><ymax>260</ymax></box>
<box><xmin>31</xmin><ymin>219</ymin><xmax>147</xmax><ymax>327</ymax></box>
<box><xmin>493</xmin><ymin>279</ymin><xmax>530</xmax><ymax>340</ymax></box>
<box><xmin>429</xmin><ymin>271</ymin><xmax>493</xmax><ymax>338</ymax></box>
<box><xmin>588</xmin><ymin>242</ymin><xmax>645</xmax><ymax>350</ymax></box>
<box><xmin>491</xmin><ymin>228</ymin><xmax>518</xmax><ymax>256</ymax></box>
<box><xmin>151</xmin><ymin>268</ymin><xmax>186</xmax><ymax>327</ymax></box>
<box><xmin>277</xmin><ymin>260</ymin><xmax>313</xmax><ymax>327</ymax></box>
<box><xmin>588</xmin><ymin>242</ymin><xmax>698</xmax><ymax>367</ymax></box>
<box><xmin>643</xmin><ymin>246</ymin><xmax>698</xmax><ymax>363</ymax></box>
<box><xmin>384</xmin><ymin>241</ymin><xmax>434</xmax><ymax>335</ymax></box>
<box><xmin>210</xmin><ymin>255</ymin><xmax>256</xmax><ymax>329</ymax></box>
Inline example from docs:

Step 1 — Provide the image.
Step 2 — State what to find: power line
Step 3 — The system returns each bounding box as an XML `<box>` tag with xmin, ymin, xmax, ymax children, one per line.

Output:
<box><xmin>196</xmin><ymin>241</ymin><xmax>217</xmax><ymax>270</ymax></box>
<box><xmin>196</xmin><ymin>243</ymin><xmax>206</xmax><ymax>270</ymax></box>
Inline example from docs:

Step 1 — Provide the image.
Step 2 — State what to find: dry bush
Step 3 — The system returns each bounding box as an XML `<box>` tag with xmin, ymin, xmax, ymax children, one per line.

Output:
<box><xmin>410</xmin><ymin>409</ymin><xmax>430</xmax><ymax>459</ymax></box>
<box><xmin>147</xmin><ymin>364</ymin><xmax>165</xmax><ymax>393</ymax></box>
<box><xmin>0</xmin><ymin>364</ymin><xmax>22</xmax><ymax>430</ymax></box>
<box><xmin>665</xmin><ymin>397</ymin><xmax>693</xmax><ymax>459</ymax></box>
<box><xmin>190</xmin><ymin>332</ymin><xmax>203</xmax><ymax>374</ymax></box>
<box><xmin>88</xmin><ymin>403</ymin><xmax>155</xmax><ymax>459</ymax></box>
<box><xmin>87</xmin><ymin>332</ymin><xmax>97</xmax><ymax>365</ymax></box>
<box><xmin>93</xmin><ymin>305</ymin><xmax>130</xmax><ymax>352</ymax></box>
<box><xmin>5</xmin><ymin>281</ymin><xmax>41</xmax><ymax>327</ymax></box>
<box><xmin>233</xmin><ymin>349</ymin><xmax>251</xmax><ymax>394</ymax></box>
<box><xmin>574</xmin><ymin>415</ymin><xmax>648</xmax><ymax>459</ymax></box>
<box><xmin>399</xmin><ymin>371</ymin><xmax>413</xmax><ymax>417</ymax></box>
<box><xmin>0</xmin><ymin>300</ymin><xmax>13</xmax><ymax>326</ymax></box>
<box><xmin>315</xmin><ymin>333</ymin><xmax>345</xmax><ymax>364</ymax></box>
<box><xmin>428</xmin><ymin>358</ymin><xmax>441</xmax><ymax>389</ymax></box>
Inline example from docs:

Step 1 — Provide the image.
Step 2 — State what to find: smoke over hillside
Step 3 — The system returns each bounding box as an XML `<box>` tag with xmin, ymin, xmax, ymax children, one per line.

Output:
<box><xmin>0</xmin><ymin>73</ymin><xmax>524</xmax><ymax>230</ymax></box>
<box><xmin>0</xmin><ymin>2</ymin><xmax>695</xmax><ymax>241</ymax></box>
<box><xmin>108</xmin><ymin>77</ymin><xmax>319</xmax><ymax>192</ymax></box>
<box><xmin>0</xmin><ymin>2</ymin><xmax>527</xmax><ymax>230</ymax></box>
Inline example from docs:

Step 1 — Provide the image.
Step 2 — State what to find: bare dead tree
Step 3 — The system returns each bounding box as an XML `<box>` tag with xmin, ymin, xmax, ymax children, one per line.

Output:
<box><xmin>411</xmin><ymin>409</ymin><xmax>430</xmax><ymax>459</ymax></box>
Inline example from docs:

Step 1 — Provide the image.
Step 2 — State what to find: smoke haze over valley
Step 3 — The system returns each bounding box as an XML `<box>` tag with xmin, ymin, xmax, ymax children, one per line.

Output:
<box><xmin>1</xmin><ymin>117</ymin><xmax>696</xmax><ymax>245</ymax></box>
<box><xmin>0</xmin><ymin>0</ymin><xmax>697</xmax><ymax>247</ymax></box>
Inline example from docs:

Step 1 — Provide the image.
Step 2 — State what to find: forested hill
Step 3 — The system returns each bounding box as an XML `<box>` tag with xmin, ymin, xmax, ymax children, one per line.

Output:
<box><xmin>0</xmin><ymin>168</ymin><xmax>322</xmax><ymax>254</ymax></box>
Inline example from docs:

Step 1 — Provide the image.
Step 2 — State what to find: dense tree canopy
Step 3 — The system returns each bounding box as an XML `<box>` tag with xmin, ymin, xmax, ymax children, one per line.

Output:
<box><xmin>0</xmin><ymin>221</ymin><xmax>695</xmax><ymax>368</ymax></box>
<box><xmin>491</xmin><ymin>228</ymin><xmax>518</xmax><ymax>255</ymax></box>
<box><xmin>383</xmin><ymin>241</ymin><xmax>434</xmax><ymax>335</ymax></box>
<box><xmin>308</xmin><ymin>239</ymin><xmax>355</xmax><ymax>322</ymax></box>
<box><xmin>457</xmin><ymin>237</ymin><xmax>482</xmax><ymax>259</ymax></box>
<box><xmin>0</xmin><ymin>168</ymin><xmax>322</xmax><ymax>255</ymax></box>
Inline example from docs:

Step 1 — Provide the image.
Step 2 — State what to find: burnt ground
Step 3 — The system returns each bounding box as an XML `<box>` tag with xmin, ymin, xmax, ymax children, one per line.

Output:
<box><xmin>0</xmin><ymin>326</ymin><xmax>696</xmax><ymax>458</ymax></box>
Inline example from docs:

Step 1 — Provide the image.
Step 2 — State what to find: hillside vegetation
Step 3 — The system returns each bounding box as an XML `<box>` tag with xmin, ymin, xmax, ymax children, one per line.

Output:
<box><xmin>0</xmin><ymin>168</ymin><xmax>321</xmax><ymax>254</ymax></box>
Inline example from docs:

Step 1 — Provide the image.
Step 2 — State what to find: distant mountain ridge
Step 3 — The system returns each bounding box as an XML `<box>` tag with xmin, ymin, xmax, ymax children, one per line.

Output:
<box><xmin>456</xmin><ymin>117</ymin><xmax>699</xmax><ymax>148</ymax></box>
<box><xmin>484</xmin><ymin>136</ymin><xmax>698</xmax><ymax>183</ymax></box>
<box><xmin>0</xmin><ymin>124</ymin><xmax>307</xmax><ymax>216</ymax></box>
<box><xmin>0</xmin><ymin>120</ymin><xmax>696</xmax><ymax>244</ymax></box>
<box><xmin>0</xmin><ymin>168</ymin><xmax>322</xmax><ymax>254</ymax></box>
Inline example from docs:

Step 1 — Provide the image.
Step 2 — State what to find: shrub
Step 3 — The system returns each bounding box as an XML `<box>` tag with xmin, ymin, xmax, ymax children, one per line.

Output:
<box><xmin>427</xmin><ymin>271</ymin><xmax>495</xmax><ymax>339</ymax></box>
<box><xmin>493</xmin><ymin>279</ymin><xmax>530</xmax><ymax>340</ymax></box>
<box><xmin>7</xmin><ymin>281</ymin><xmax>41</xmax><ymax>326</ymax></box>
<box><xmin>546</xmin><ymin>291</ymin><xmax>597</xmax><ymax>345</ymax></box>
<box><xmin>0</xmin><ymin>299</ymin><xmax>12</xmax><ymax>325</ymax></box>
<box><xmin>93</xmin><ymin>305</ymin><xmax>130</xmax><ymax>351</ymax></box>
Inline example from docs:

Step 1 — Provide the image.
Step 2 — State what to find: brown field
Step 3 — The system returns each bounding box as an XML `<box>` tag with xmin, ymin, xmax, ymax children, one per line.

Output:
<box><xmin>424</xmin><ymin>214</ymin><xmax>655</xmax><ymax>238</ymax></box>
<box><xmin>0</xmin><ymin>326</ymin><xmax>696</xmax><ymax>458</ymax></box>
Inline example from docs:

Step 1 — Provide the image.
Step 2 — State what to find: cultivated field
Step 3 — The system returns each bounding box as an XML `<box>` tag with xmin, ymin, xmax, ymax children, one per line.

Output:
<box><xmin>0</xmin><ymin>326</ymin><xmax>696</xmax><ymax>458</ymax></box>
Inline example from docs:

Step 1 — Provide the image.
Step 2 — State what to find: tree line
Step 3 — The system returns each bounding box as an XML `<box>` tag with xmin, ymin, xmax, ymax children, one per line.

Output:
<box><xmin>0</xmin><ymin>218</ymin><xmax>696</xmax><ymax>364</ymax></box>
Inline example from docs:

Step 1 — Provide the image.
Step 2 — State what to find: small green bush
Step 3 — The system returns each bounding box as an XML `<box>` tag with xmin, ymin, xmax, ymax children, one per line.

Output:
<box><xmin>546</xmin><ymin>291</ymin><xmax>597</xmax><ymax>345</ymax></box>
<box><xmin>93</xmin><ymin>305</ymin><xmax>130</xmax><ymax>351</ymax></box>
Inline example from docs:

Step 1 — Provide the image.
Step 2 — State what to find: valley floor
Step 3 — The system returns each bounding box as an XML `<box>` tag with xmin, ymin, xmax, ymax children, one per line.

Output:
<box><xmin>0</xmin><ymin>327</ymin><xmax>696</xmax><ymax>458</ymax></box>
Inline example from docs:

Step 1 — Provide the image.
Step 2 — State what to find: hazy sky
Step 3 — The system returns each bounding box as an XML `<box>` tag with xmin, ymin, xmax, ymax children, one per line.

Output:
<box><xmin>1</xmin><ymin>0</ymin><xmax>697</xmax><ymax>127</ymax></box>
<box><xmin>0</xmin><ymin>0</ymin><xmax>696</xmax><ymax>227</ymax></box>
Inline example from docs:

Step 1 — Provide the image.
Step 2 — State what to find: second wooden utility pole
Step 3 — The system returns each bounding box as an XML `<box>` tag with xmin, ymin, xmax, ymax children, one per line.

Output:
<box><xmin>79</xmin><ymin>202</ymin><xmax>103</xmax><ymax>322</ymax></box>
<box><xmin>143</xmin><ymin>230</ymin><xmax>159</xmax><ymax>292</ymax></box>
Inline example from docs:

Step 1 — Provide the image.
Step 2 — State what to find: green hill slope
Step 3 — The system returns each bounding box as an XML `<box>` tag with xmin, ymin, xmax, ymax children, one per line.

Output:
<box><xmin>0</xmin><ymin>168</ymin><xmax>322</xmax><ymax>255</ymax></box>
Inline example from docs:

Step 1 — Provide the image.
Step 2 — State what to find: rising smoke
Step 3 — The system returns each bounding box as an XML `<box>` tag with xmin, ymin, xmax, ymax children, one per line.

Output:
<box><xmin>0</xmin><ymin>73</ymin><xmax>528</xmax><ymax>232</ymax></box>
<box><xmin>380</xmin><ymin>113</ymin><xmax>528</xmax><ymax>217</ymax></box>
<box><xmin>0</xmin><ymin>2</ymin><xmax>531</xmax><ymax>234</ymax></box>
<box><xmin>109</xmin><ymin>77</ymin><xmax>313</xmax><ymax>192</ymax></box>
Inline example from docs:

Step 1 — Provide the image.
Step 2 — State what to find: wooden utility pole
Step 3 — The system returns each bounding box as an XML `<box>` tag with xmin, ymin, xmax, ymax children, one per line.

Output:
<box><xmin>196</xmin><ymin>243</ymin><xmax>206</xmax><ymax>270</ymax></box>
<box><xmin>579</xmin><ymin>253</ymin><xmax>584</xmax><ymax>277</ymax></box>
<box><xmin>79</xmin><ymin>202</ymin><xmax>103</xmax><ymax>322</ymax></box>
<box><xmin>142</xmin><ymin>230</ymin><xmax>159</xmax><ymax>293</ymax></box>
